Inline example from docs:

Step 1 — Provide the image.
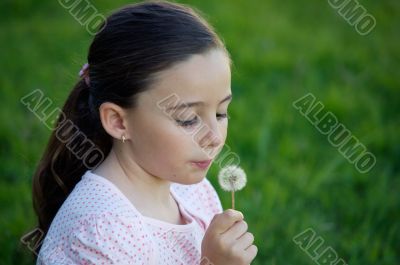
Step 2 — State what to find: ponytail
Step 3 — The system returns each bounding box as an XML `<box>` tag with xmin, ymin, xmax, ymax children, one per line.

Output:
<box><xmin>32</xmin><ymin>79</ymin><xmax>111</xmax><ymax>234</ymax></box>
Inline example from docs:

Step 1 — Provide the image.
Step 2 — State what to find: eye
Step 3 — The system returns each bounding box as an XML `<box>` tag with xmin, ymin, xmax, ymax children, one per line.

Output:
<box><xmin>217</xmin><ymin>113</ymin><xmax>230</xmax><ymax>120</ymax></box>
<box><xmin>175</xmin><ymin>116</ymin><xmax>199</xmax><ymax>127</ymax></box>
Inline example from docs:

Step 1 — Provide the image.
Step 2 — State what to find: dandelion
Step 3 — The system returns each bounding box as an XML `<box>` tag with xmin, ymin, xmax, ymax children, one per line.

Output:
<box><xmin>218</xmin><ymin>165</ymin><xmax>247</xmax><ymax>209</ymax></box>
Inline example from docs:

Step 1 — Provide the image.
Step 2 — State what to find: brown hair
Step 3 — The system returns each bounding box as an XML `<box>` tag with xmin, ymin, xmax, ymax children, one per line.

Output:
<box><xmin>32</xmin><ymin>0</ymin><xmax>230</xmax><ymax>236</ymax></box>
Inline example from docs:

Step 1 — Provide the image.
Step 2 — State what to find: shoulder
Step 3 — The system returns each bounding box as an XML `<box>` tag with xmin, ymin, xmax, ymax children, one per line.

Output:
<box><xmin>171</xmin><ymin>177</ymin><xmax>223</xmax><ymax>227</ymax></box>
<box><xmin>38</xmin><ymin>171</ymin><xmax>154</xmax><ymax>264</ymax></box>
<box><xmin>39</xmin><ymin>211</ymin><xmax>154</xmax><ymax>264</ymax></box>
<box><xmin>56</xmin><ymin>170</ymin><xmax>140</xmax><ymax>219</ymax></box>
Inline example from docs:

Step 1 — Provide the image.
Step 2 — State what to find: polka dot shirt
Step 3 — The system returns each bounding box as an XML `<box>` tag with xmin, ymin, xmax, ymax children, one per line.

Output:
<box><xmin>37</xmin><ymin>170</ymin><xmax>223</xmax><ymax>265</ymax></box>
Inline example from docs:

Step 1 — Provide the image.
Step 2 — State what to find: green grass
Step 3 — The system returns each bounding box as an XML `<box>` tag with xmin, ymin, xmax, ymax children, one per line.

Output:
<box><xmin>1</xmin><ymin>0</ymin><xmax>399</xmax><ymax>264</ymax></box>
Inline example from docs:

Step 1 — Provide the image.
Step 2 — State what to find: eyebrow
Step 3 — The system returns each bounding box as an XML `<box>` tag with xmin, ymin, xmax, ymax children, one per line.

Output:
<box><xmin>166</xmin><ymin>94</ymin><xmax>232</xmax><ymax>111</ymax></box>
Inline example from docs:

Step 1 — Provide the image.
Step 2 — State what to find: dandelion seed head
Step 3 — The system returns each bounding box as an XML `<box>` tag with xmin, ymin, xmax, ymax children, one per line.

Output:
<box><xmin>218</xmin><ymin>165</ymin><xmax>247</xmax><ymax>192</ymax></box>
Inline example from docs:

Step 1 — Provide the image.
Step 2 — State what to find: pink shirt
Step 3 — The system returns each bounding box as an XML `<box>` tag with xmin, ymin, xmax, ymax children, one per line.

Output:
<box><xmin>38</xmin><ymin>170</ymin><xmax>223</xmax><ymax>265</ymax></box>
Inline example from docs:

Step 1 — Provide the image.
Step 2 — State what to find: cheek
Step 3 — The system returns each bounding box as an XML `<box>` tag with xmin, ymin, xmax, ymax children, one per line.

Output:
<box><xmin>137</xmin><ymin>134</ymin><xmax>204</xmax><ymax>184</ymax></box>
<box><xmin>128</xmin><ymin>118</ymin><xmax>222</xmax><ymax>184</ymax></box>
<box><xmin>131</xmin><ymin>122</ymin><xmax>195</xmax><ymax>165</ymax></box>
<box><xmin>220</xmin><ymin>121</ymin><xmax>228</xmax><ymax>139</ymax></box>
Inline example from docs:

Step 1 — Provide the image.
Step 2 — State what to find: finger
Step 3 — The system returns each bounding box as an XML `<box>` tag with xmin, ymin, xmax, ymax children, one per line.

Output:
<box><xmin>236</xmin><ymin>232</ymin><xmax>255</xmax><ymax>250</ymax></box>
<box><xmin>208</xmin><ymin>209</ymin><xmax>244</xmax><ymax>234</ymax></box>
<box><xmin>221</xmin><ymin>220</ymin><xmax>248</xmax><ymax>239</ymax></box>
<box><xmin>243</xmin><ymin>244</ymin><xmax>258</xmax><ymax>262</ymax></box>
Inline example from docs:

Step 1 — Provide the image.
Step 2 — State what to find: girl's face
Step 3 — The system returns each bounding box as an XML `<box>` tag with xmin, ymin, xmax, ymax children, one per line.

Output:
<box><xmin>124</xmin><ymin>48</ymin><xmax>232</xmax><ymax>184</ymax></box>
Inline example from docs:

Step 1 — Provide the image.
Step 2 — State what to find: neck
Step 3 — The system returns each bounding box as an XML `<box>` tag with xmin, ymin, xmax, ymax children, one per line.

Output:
<box><xmin>93</xmin><ymin>146</ymin><xmax>173</xmax><ymax>207</ymax></box>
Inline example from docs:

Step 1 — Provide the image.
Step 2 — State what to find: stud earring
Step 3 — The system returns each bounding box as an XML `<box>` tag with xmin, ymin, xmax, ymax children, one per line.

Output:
<box><xmin>122</xmin><ymin>135</ymin><xmax>126</xmax><ymax>143</ymax></box>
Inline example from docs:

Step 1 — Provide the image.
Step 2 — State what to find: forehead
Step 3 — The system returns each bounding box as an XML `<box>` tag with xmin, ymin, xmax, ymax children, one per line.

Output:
<box><xmin>139</xmin><ymin>49</ymin><xmax>231</xmax><ymax>108</ymax></box>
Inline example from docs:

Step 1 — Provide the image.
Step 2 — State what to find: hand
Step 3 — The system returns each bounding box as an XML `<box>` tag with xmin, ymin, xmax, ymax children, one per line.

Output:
<box><xmin>200</xmin><ymin>209</ymin><xmax>258</xmax><ymax>265</ymax></box>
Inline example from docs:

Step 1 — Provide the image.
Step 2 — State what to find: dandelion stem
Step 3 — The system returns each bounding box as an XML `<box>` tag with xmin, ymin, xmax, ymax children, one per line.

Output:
<box><xmin>231</xmin><ymin>190</ymin><xmax>235</xmax><ymax>210</ymax></box>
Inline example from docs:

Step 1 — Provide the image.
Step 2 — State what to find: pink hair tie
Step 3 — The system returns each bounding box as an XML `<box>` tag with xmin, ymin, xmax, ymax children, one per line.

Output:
<box><xmin>79</xmin><ymin>63</ymin><xmax>90</xmax><ymax>86</ymax></box>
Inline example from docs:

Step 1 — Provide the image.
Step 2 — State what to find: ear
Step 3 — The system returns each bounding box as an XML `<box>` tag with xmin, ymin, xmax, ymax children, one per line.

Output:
<box><xmin>98</xmin><ymin>102</ymin><xmax>129</xmax><ymax>141</ymax></box>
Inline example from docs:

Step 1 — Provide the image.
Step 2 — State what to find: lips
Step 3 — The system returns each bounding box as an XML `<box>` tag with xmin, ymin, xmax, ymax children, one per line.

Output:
<box><xmin>191</xmin><ymin>159</ymin><xmax>212</xmax><ymax>170</ymax></box>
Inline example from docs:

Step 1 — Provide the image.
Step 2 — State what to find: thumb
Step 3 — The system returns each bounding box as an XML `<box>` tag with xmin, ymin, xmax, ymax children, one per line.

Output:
<box><xmin>208</xmin><ymin>209</ymin><xmax>244</xmax><ymax>234</ymax></box>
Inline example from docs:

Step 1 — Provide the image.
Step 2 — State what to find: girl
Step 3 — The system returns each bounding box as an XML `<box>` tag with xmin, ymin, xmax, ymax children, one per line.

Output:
<box><xmin>33</xmin><ymin>1</ymin><xmax>257</xmax><ymax>264</ymax></box>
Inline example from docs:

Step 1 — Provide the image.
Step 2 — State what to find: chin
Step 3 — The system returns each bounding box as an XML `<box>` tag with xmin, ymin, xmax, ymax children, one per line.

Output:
<box><xmin>175</xmin><ymin>171</ymin><xmax>207</xmax><ymax>185</ymax></box>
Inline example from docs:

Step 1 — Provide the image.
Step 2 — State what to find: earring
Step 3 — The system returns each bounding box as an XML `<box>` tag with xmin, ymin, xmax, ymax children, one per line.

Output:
<box><xmin>122</xmin><ymin>135</ymin><xmax>126</xmax><ymax>143</ymax></box>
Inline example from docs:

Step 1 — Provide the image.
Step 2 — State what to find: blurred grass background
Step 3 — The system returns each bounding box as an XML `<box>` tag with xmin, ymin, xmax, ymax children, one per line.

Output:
<box><xmin>0</xmin><ymin>0</ymin><xmax>399</xmax><ymax>264</ymax></box>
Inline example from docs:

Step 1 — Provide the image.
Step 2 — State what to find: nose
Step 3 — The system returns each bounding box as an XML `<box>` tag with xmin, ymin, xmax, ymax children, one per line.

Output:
<box><xmin>198</xmin><ymin>118</ymin><xmax>224</xmax><ymax>150</ymax></box>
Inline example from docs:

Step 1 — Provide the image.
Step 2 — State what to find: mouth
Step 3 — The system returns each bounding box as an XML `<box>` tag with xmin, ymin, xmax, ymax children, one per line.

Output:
<box><xmin>190</xmin><ymin>159</ymin><xmax>212</xmax><ymax>170</ymax></box>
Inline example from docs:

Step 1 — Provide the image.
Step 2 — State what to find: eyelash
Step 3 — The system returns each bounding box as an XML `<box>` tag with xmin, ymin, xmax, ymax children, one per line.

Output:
<box><xmin>175</xmin><ymin>113</ymin><xmax>229</xmax><ymax>127</ymax></box>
